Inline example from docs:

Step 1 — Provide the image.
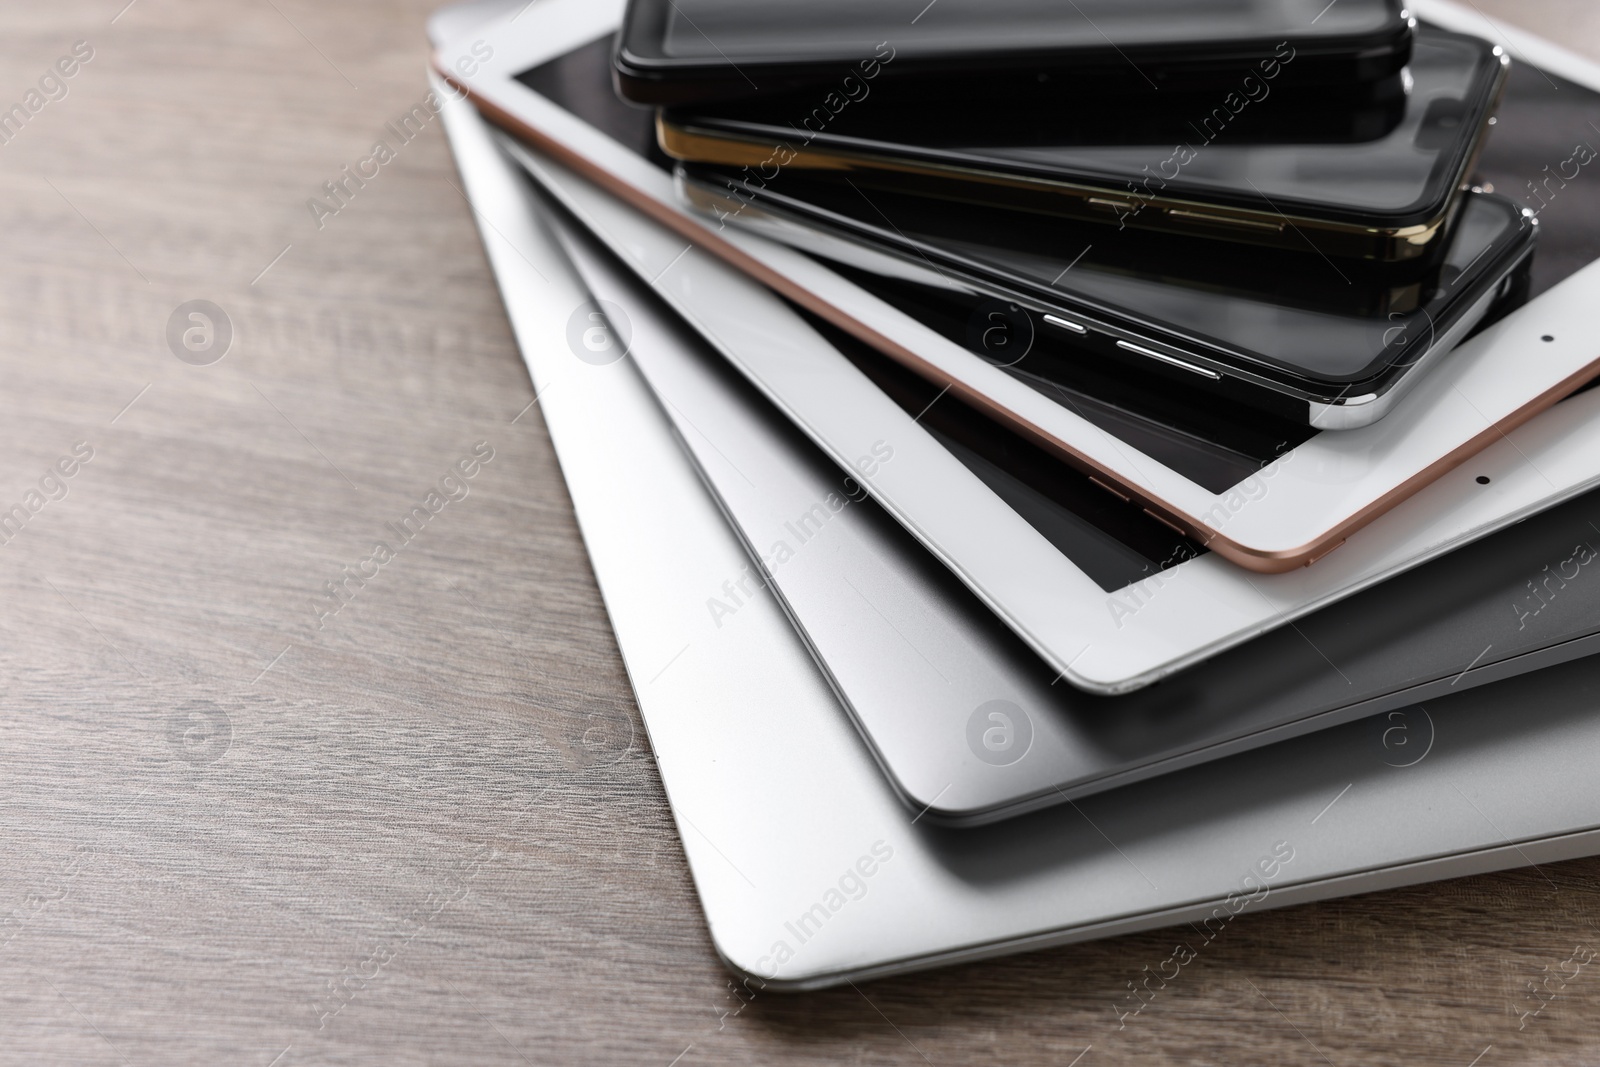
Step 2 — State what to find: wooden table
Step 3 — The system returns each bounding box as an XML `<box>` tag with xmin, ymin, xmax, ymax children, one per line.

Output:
<box><xmin>2</xmin><ymin>1</ymin><xmax>1598</xmax><ymax>1063</ymax></box>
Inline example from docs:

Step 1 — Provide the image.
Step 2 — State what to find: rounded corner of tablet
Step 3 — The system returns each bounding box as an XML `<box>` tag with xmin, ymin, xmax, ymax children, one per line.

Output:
<box><xmin>1202</xmin><ymin>534</ymin><xmax>1333</xmax><ymax>574</ymax></box>
<box><xmin>1050</xmin><ymin>648</ymin><xmax>1166</xmax><ymax>698</ymax></box>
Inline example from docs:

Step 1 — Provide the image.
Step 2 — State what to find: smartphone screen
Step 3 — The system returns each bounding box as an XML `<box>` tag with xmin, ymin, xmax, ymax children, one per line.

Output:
<box><xmin>699</xmin><ymin>169</ymin><xmax>1530</xmax><ymax>385</ymax></box>
<box><xmin>617</xmin><ymin>0</ymin><xmax>1410</xmax><ymax>105</ymax></box>
<box><xmin>954</xmin><ymin>31</ymin><xmax>1495</xmax><ymax>221</ymax></box>
<box><xmin>668</xmin><ymin>30</ymin><xmax>1504</xmax><ymax>227</ymax></box>
<box><xmin>649</xmin><ymin>0</ymin><xmax>1395</xmax><ymax>61</ymax></box>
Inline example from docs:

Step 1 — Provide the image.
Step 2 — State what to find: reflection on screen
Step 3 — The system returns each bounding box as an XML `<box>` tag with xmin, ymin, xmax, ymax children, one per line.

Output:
<box><xmin>654</xmin><ymin>0</ymin><xmax>1393</xmax><ymax>59</ymax></box>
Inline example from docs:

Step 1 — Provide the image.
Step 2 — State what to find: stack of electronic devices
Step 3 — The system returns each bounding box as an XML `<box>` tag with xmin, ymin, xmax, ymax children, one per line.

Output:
<box><xmin>432</xmin><ymin>0</ymin><xmax>1600</xmax><ymax>989</ymax></box>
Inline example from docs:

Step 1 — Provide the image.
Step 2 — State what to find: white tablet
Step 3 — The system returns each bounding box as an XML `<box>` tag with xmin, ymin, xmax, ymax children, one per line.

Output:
<box><xmin>501</xmin><ymin>133</ymin><xmax>1600</xmax><ymax>696</ymax></box>
<box><xmin>435</xmin><ymin>0</ymin><xmax>1600</xmax><ymax>573</ymax></box>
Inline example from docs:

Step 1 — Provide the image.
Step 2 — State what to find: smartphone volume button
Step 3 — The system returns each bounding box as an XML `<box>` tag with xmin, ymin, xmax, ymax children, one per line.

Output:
<box><xmin>1086</xmin><ymin>197</ymin><xmax>1136</xmax><ymax>215</ymax></box>
<box><xmin>1087</xmin><ymin>475</ymin><xmax>1132</xmax><ymax>503</ymax></box>
<box><xmin>1042</xmin><ymin>313</ymin><xmax>1087</xmax><ymax>335</ymax></box>
<box><xmin>1305</xmin><ymin>539</ymin><xmax>1347</xmax><ymax>566</ymax></box>
<box><xmin>1141</xmin><ymin>508</ymin><xmax>1191</xmax><ymax>538</ymax></box>
<box><xmin>1165</xmin><ymin>208</ymin><xmax>1286</xmax><ymax>234</ymax></box>
<box><xmin>1114</xmin><ymin>340</ymin><xmax>1221</xmax><ymax>380</ymax></box>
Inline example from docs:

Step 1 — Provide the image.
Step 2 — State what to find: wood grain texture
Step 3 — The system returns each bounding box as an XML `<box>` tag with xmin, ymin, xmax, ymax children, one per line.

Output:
<box><xmin>0</xmin><ymin>0</ymin><xmax>1598</xmax><ymax>1063</ymax></box>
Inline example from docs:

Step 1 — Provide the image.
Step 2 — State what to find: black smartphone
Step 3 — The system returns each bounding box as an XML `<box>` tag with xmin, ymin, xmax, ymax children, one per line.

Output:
<box><xmin>615</xmin><ymin>0</ymin><xmax>1414</xmax><ymax>106</ymax></box>
<box><xmin>661</xmin><ymin>28</ymin><xmax>1510</xmax><ymax>262</ymax></box>
<box><xmin>679</xmin><ymin>165</ymin><xmax>1538</xmax><ymax>429</ymax></box>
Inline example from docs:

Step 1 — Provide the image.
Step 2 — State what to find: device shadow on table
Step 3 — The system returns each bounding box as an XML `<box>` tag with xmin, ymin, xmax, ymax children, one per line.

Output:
<box><xmin>725</xmin><ymin>843</ymin><xmax>1600</xmax><ymax>1056</ymax></box>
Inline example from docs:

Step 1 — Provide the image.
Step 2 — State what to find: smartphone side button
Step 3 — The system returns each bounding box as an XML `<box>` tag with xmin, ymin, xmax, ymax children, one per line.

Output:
<box><xmin>1086</xmin><ymin>197</ymin><xmax>1136</xmax><ymax>215</ymax></box>
<box><xmin>1141</xmin><ymin>508</ymin><xmax>1191</xmax><ymax>538</ymax></box>
<box><xmin>1305</xmin><ymin>539</ymin><xmax>1347</xmax><ymax>566</ymax></box>
<box><xmin>1165</xmin><ymin>208</ymin><xmax>1286</xmax><ymax>234</ymax></box>
<box><xmin>1115</xmin><ymin>340</ymin><xmax>1222</xmax><ymax>380</ymax></box>
<box><xmin>1041</xmin><ymin>313</ymin><xmax>1087</xmax><ymax>335</ymax></box>
<box><xmin>1087</xmin><ymin>475</ymin><xmax>1131</xmax><ymax>503</ymax></box>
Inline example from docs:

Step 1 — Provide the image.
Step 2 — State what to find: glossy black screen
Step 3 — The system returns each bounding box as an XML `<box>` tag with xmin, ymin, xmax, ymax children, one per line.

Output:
<box><xmin>692</xmin><ymin>170</ymin><xmax>1529</xmax><ymax>384</ymax></box>
<box><xmin>676</xmin><ymin>29</ymin><xmax>1501</xmax><ymax>221</ymax></box>
<box><xmin>650</xmin><ymin>0</ymin><xmax>1394</xmax><ymax>57</ymax></box>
